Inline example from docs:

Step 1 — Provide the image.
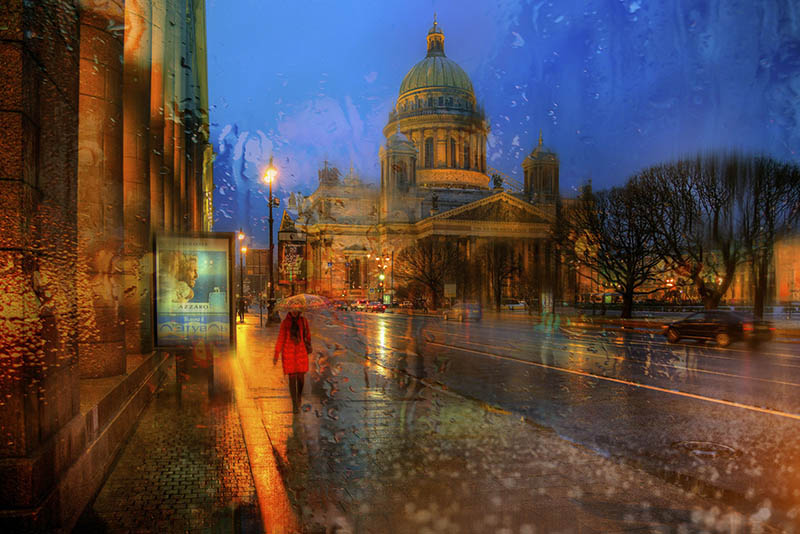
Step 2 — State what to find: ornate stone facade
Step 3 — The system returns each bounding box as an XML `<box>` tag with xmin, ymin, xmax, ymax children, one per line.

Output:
<box><xmin>286</xmin><ymin>18</ymin><xmax>575</xmax><ymax>306</ymax></box>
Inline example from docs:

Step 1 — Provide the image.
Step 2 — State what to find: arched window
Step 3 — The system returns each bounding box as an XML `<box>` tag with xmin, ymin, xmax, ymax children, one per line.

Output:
<box><xmin>449</xmin><ymin>138</ymin><xmax>456</xmax><ymax>167</ymax></box>
<box><xmin>438</xmin><ymin>96</ymin><xmax>444</xmax><ymax>106</ymax></box>
<box><xmin>425</xmin><ymin>138</ymin><xmax>434</xmax><ymax>168</ymax></box>
<box><xmin>462</xmin><ymin>142</ymin><xmax>470</xmax><ymax>170</ymax></box>
<box><xmin>427</xmin><ymin>97</ymin><xmax>433</xmax><ymax>107</ymax></box>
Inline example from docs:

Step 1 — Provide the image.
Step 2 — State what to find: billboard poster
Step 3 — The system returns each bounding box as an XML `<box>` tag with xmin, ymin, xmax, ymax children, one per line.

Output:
<box><xmin>154</xmin><ymin>234</ymin><xmax>234</xmax><ymax>347</ymax></box>
<box><xmin>279</xmin><ymin>242</ymin><xmax>305</xmax><ymax>284</ymax></box>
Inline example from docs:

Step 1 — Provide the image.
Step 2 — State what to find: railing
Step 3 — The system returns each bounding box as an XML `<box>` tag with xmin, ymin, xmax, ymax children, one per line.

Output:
<box><xmin>387</xmin><ymin>107</ymin><xmax>486</xmax><ymax>124</ymax></box>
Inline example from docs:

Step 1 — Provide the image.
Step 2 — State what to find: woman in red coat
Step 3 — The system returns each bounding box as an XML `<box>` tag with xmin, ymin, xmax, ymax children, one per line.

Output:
<box><xmin>273</xmin><ymin>310</ymin><xmax>311</xmax><ymax>413</ymax></box>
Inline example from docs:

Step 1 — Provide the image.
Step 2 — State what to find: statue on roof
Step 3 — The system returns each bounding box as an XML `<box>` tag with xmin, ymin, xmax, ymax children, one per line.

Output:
<box><xmin>318</xmin><ymin>160</ymin><xmax>341</xmax><ymax>186</ymax></box>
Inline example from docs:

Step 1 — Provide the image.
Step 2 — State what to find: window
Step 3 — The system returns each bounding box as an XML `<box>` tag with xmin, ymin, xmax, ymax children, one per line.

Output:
<box><xmin>424</xmin><ymin>137</ymin><xmax>434</xmax><ymax>168</ymax></box>
<box><xmin>348</xmin><ymin>259</ymin><xmax>361</xmax><ymax>289</ymax></box>
<box><xmin>450</xmin><ymin>138</ymin><xmax>456</xmax><ymax>167</ymax></box>
<box><xmin>462</xmin><ymin>142</ymin><xmax>470</xmax><ymax>169</ymax></box>
<box><xmin>438</xmin><ymin>96</ymin><xmax>443</xmax><ymax>106</ymax></box>
<box><xmin>427</xmin><ymin>97</ymin><xmax>433</xmax><ymax>107</ymax></box>
<box><xmin>447</xmin><ymin>97</ymin><xmax>452</xmax><ymax>106</ymax></box>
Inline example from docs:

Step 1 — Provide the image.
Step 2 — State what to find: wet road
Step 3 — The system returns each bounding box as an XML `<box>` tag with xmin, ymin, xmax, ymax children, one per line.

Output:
<box><xmin>232</xmin><ymin>312</ymin><xmax>798</xmax><ymax>532</ymax></box>
<box><xmin>331</xmin><ymin>311</ymin><xmax>800</xmax><ymax>522</ymax></box>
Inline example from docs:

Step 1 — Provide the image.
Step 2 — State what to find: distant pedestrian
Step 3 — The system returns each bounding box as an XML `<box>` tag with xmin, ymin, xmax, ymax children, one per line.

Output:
<box><xmin>237</xmin><ymin>298</ymin><xmax>246</xmax><ymax>323</ymax></box>
<box><xmin>273</xmin><ymin>310</ymin><xmax>312</xmax><ymax>413</ymax></box>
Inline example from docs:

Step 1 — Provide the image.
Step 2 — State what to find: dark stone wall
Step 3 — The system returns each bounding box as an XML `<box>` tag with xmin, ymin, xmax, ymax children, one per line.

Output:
<box><xmin>0</xmin><ymin>0</ymin><xmax>81</xmax><ymax>506</ymax></box>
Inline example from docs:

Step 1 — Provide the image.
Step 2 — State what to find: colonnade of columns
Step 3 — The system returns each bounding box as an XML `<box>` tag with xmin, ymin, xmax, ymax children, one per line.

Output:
<box><xmin>76</xmin><ymin>0</ymin><xmax>211</xmax><ymax>377</ymax></box>
<box><xmin>404</xmin><ymin>127</ymin><xmax>487</xmax><ymax>172</ymax></box>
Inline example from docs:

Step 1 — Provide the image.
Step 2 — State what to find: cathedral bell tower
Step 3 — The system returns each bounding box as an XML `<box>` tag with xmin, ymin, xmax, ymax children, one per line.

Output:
<box><xmin>379</xmin><ymin>131</ymin><xmax>418</xmax><ymax>223</ymax></box>
<box><xmin>522</xmin><ymin>130</ymin><xmax>559</xmax><ymax>203</ymax></box>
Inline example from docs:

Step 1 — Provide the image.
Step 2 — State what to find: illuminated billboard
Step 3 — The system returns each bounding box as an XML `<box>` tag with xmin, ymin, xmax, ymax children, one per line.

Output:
<box><xmin>154</xmin><ymin>234</ymin><xmax>235</xmax><ymax>347</ymax></box>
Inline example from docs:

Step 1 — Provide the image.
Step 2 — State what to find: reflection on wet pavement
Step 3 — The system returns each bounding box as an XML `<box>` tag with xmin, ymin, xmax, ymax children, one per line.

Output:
<box><xmin>74</xmin><ymin>348</ymin><xmax>261</xmax><ymax>533</ymax></box>
<box><xmin>234</xmin><ymin>313</ymin><xmax>780</xmax><ymax>532</ymax></box>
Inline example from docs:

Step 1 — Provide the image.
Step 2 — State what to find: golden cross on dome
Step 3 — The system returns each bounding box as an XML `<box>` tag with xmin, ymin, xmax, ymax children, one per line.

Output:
<box><xmin>433</xmin><ymin>12</ymin><xmax>437</xmax><ymax>27</ymax></box>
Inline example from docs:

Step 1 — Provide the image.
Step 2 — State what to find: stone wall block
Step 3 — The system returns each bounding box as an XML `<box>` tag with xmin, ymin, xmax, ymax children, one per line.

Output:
<box><xmin>0</xmin><ymin>43</ymin><xmax>23</xmax><ymax>111</ymax></box>
<box><xmin>78</xmin><ymin>341</ymin><xmax>126</xmax><ymax>377</ymax></box>
<box><xmin>79</xmin><ymin>57</ymin><xmax>106</xmax><ymax>99</ymax></box>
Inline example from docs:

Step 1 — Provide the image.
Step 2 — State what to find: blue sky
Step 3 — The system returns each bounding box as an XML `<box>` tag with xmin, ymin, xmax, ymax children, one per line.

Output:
<box><xmin>206</xmin><ymin>0</ymin><xmax>800</xmax><ymax>244</ymax></box>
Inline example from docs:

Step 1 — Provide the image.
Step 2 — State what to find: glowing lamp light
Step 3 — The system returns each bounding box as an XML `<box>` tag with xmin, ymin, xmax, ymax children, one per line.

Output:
<box><xmin>379</xmin><ymin>273</ymin><xmax>385</xmax><ymax>281</ymax></box>
<box><xmin>238</xmin><ymin>228</ymin><xmax>245</xmax><ymax>241</ymax></box>
<box><xmin>264</xmin><ymin>155</ymin><xmax>278</xmax><ymax>185</ymax></box>
<box><xmin>241</xmin><ymin>246</ymin><xmax>247</xmax><ymax>254</ymax></box>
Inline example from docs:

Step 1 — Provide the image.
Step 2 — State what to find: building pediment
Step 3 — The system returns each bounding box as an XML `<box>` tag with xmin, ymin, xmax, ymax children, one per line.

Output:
<box><xmin>429</xmin><ymin>192</ymin><xmax>552</xmax><ymax>224</ymax></box>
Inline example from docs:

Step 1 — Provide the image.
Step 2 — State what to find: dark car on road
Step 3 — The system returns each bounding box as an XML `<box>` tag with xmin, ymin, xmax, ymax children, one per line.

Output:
<box><xmin>663</xmin><ymin>310</ymin><xmax>774</xmax><ymax>347</ymax></box>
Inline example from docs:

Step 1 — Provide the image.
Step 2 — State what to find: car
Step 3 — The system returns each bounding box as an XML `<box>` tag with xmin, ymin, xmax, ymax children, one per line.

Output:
<box><xmin>368</xmin><ymin>301</ymin><xmax>386</xmax><ymax>312</ymax></box>
<box><xmin>442</xmin><ymin>301</ymin><xmax>482</xmax><ymax>322</ymax></box>
<box><xmin>399</xmin><ymin>300</ymin><xmax>413</xmax><ymax>309</ymax></box>
<box><xmin>663</xmin><ymin>310</ymin><xmax>774</xmax><ymax>347</ymax></box>
<box><xmin>333</xmin><ymin>300</ymin><xmax>350</xmax><ymax>311</ymax></box>
<box><xmin>501</xmin><ymin>298</ymin><xmax>527</xmax><ymax>311</ymax></box>
<box><xmin>352</xmin><ymin>299</ymin><xmax>368</xmax><ymax>311</ymax></box>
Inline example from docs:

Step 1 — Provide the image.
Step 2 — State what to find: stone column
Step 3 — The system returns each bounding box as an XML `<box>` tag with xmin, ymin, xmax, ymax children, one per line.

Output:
<box><xmin>435</xmin><ymin>128</ymin><xmax>446</xmax><ymax>168</ymax></box>
<box><xmin>76</xmin><ymin>1</ymin><xmax>126</xmax><ymax>378</ymax></box>
<box><xmin>0</xmin><ymin>0</ymin><xmax>80</xmax><ymax>523</ymax></box>
<box><xmin>174</xmin><ymin>113</ymin><xmax>185</xmax><ymax>230</ymax></box>
<box><xmin>150</xmin><ymin>0</ymin><xmax>166</xmax><ymax>232</ymax></box>
<box><xmin>162</xmin><ymin>13</ymin><xmax>174</xmax><ymax>232</ymax></box>
<box><xmin>122</xmin><ymin>0</ymin><xmax>153</xmax><ymax>354</ymax></box>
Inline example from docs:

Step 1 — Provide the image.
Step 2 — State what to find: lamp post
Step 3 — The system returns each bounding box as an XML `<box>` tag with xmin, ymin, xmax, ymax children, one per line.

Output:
<box><xmin>263</xmin><ymin>156</ymin><xmax>279</xmax><ymax>324</ymax></box>
<box><xmin>238</xmin><ymin>228</ymin><xmax>245</xmax><ymax>301</ymax></box>
<box><xmin>240</xmin><ymin>245</ymin><xmax>247</xmax><ymax>322</ymax></box>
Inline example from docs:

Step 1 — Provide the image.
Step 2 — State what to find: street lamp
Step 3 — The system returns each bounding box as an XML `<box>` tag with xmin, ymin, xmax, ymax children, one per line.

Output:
<box><xmin>241</xmin><ymin>245</ymin><xmax>247</xmax><ymax>291</ymax></box>
<box><xmin>238</xmin><ymin>228</ymin><xmax>245</xmax><ymax>301</ymax></box>
<box><xmin>263</xmin><ymin>155</ymin><xmax>279</xmax><ymax>324</ymax></box>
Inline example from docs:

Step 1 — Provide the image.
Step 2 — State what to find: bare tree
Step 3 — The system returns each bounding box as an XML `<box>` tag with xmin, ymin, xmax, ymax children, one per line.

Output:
<box><xmin>396</xmin><ymin>237</ymin><xmax>462</xmax><ymax>310</ymax></box>
<box><xmin>738</xmin><ymin>155</ymin><xmax>800</xmax><ymax>318</ymax></box>
<box><xmin>556</xmin><ymin>182</ymin><xmax>664</xmax><ymax>318</ymax></box>
<box><xmin>634</xmin><ymin>153</ymin><xmax>744</xmax><ymax>310</ymax></box>
<box><xmin>481</xmin><ymin>239</ymin><xmax>521</xmax><ymax>312</ymax></box>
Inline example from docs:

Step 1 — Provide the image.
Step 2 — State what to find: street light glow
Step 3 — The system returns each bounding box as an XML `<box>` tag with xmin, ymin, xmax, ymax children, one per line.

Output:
<box><xmin>238</xmin><ymin>228</ymin><xmax>245</xmax><ymax>241</ymax></box>
<box><xmin>264</xmin><ymin>154</ymin><xmax>277</xmax><ymax>184</ymax></box>
<box><xmin>241</xmin><ymin>246</ymin><xmax>247</xmax><ymax>253</ymax></box>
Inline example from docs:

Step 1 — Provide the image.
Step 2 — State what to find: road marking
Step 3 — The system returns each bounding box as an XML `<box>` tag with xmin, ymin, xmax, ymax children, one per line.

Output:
<box><xmin>350</xmin><ymin>311</ymin><xmax>800</xmax><ymax>363</ymax></box>
<box><xmin>428</xmin><ymin>340</ymin><xmax>800</xmax><ymax>422</ymax></box>
<box><xmin>332</xmin><ymin>314</ymin><xmax>800</xmax><ymax>391</ymax></box>
<box><xmin>434</xmin><ymin>331</ymin><xmax>800</xmax><ymax>389</ymax></box>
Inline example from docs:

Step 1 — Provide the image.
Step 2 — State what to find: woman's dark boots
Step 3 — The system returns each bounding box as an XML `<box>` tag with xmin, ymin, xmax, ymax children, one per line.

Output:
<box><xmin>289</xmin><ymin>375</ymin><xmax>302</xmax><ymax>413</ymax></box>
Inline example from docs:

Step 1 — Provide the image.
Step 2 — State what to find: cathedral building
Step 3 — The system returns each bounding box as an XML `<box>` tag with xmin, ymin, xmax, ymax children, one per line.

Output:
<box><xmin>282</xmin><ymin>18</ymin><xmax>575</xmax><ymax>307</ymax></box>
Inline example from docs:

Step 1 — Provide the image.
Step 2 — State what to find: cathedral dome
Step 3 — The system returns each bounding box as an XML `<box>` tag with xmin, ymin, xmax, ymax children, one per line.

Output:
<box><xmin>398</xmin><ymin>19</ymin><xmax>474</xmax><ymax>98</ymax></box>
<box><xmin>399</xmin><ymin>57</ymin><xmax>474</xmax><ymax>97</ymax></box>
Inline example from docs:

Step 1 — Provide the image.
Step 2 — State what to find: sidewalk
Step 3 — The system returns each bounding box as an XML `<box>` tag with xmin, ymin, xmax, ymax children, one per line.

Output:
<box><xmin>74</xmin><ymin>349</ymin><xmax>261</xmax><ymax>533</ymax></box>
<box><xmin>234</xmin><ymin>313</ymin><xmax>767</xmax><ymax>533</ymax></box>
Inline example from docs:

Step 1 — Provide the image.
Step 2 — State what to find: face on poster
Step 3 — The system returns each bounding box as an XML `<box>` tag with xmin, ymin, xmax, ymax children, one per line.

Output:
<box><xmin>155</xmin><ymin>235</ymin><xmax>232</xmax><ymax>346</ymax></box>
